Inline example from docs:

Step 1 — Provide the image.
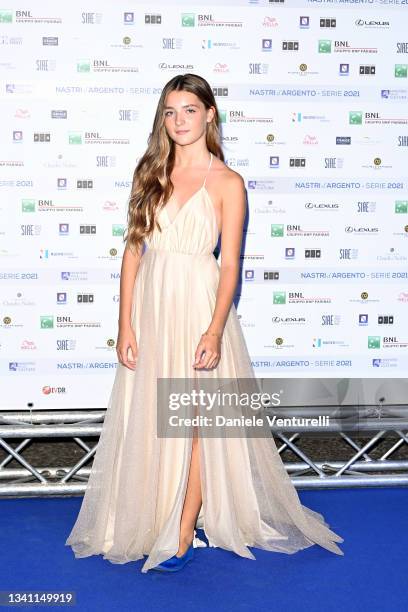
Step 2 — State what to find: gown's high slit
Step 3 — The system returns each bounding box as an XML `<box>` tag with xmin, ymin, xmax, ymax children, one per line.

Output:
<box><xmin>65</xmin><ymin>153</ymin><xmax>344</xmax><ymax>572</ymax></box>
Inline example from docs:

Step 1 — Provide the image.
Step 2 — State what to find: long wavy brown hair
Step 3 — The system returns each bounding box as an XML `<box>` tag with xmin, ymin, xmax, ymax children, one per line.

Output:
<box><xmin>124</xmin><ymin>73</ymin><xmax>224</xmax><ymax>255</ymax></box>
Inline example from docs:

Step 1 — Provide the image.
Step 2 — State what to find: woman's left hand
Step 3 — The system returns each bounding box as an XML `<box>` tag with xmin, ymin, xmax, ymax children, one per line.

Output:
<box><xmin>193</xmin><ymin>333</ymin><xmax>221</xmax><ymax>370</ymax></box>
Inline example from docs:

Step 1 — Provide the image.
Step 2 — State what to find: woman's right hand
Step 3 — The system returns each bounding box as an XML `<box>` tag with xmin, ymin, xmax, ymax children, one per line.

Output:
<box><xmin>116</xmin><ymin>324</ymin><xmax>138</xmax><ymax>370</ymax></box>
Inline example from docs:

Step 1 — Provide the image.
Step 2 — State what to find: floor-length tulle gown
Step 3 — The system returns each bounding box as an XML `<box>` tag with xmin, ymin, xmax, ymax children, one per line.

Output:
<box><xmin>65</xmin><ymin>153</ymin><xmax>344</xmax><ymax>573</ymax></box>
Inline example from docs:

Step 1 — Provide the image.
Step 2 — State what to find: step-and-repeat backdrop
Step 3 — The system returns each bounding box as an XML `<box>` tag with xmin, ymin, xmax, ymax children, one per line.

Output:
<box><xmin>1</xmin><ymin>1</ymin><xmax>407</xmax><ymax>408</ymax></box>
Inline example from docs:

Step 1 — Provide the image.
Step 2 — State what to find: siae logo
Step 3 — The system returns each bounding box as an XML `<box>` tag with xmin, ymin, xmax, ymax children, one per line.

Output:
<box><xmin>249</xmin><ymin>63</ymin><xmax>268</xmax><ymax>74</ymax></box>
<box><xmin>57</xmin><ymin>339</ymin><xmax>76</xmax><ymax>350</ymax></box>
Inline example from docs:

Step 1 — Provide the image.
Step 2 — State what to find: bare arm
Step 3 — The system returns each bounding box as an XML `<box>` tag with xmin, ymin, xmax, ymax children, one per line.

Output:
<box><xmin>118</xmin><ymin>242</ymin><xmax>143</xmax><ymax>329</ymax></box>
<box><xmin>193</xmin><ymin>172</ymin><xmax>246</xmax><ymax>370</ymax></box>
<box><xmin>117</xmin><ymin>242</ymin><xmax>143</xmax><ymax>369</ymax></box>
<box><xmin>206</xmin><ymin>172</ymin><xmax>246</xmax><ymax>335</ymax></box>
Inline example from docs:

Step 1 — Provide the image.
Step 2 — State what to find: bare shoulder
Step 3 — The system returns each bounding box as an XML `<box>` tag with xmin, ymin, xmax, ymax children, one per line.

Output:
<box><xmin>224</xmin><ymin>166</ymin><xmax>246</xmax><ymax>194</ymax></box>
<box><xmin>211</xmin><ymin>157</ymin><xmax>246</xmax><ymax>198</ymax></box>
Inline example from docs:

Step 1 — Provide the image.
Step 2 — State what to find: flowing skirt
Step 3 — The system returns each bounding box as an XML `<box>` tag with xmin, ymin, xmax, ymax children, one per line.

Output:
<box><xmin>65</xmin><ymin>249</ymin><xmax>344</xmax><ymax>572</ymax></box>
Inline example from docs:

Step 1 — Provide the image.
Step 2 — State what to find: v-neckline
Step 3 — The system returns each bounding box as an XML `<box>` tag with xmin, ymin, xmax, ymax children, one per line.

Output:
<box><xmin>163</xmin><ymin>153</ymin><xmax>213</xmax><ymax>226</ymax></box>
<box><xmin>164</xmin><ymin>185</ymin><xmax>205</xmax><ymax>226</ymax></box>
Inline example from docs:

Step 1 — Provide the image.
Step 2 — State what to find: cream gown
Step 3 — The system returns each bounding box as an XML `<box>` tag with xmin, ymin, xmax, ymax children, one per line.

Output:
<box><xmin>65</xmin><ymin>153</ymin><xmax>344</xmax><ymax>573</ymax></box>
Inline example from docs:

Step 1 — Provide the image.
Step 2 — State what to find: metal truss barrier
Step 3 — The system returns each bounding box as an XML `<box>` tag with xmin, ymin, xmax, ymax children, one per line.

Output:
<box><xmin>0</xmin><ymin>406</ymin><xmax>407</xmax><ymax>497</ymax></box>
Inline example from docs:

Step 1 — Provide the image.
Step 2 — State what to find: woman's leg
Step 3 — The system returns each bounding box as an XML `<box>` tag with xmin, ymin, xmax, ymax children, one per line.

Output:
<box><xmin>176</xmin><ymin>434</ymin><xmax>202</xmax><ymax>556</ymax></box>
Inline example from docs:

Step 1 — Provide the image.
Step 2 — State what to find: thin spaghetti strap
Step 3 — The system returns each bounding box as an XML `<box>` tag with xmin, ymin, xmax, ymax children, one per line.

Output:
<box><xmin>202</xmin><ymin>152</ymin><xmax>213</xmax><ymax>188</ymax></box>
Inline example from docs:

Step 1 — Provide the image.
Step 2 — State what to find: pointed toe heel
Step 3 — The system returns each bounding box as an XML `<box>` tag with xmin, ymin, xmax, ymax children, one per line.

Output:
<box><xmin>151</xmin><ymin>543</ymin><xmax>194</xmax><ymax>572</ymax></box>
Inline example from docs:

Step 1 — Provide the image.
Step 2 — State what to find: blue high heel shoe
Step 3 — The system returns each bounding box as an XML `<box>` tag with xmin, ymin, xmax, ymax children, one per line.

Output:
<box><xmin>151</xmin><ymin>542</ymin><xmax>194</xmax><ymax>572</ymax></box>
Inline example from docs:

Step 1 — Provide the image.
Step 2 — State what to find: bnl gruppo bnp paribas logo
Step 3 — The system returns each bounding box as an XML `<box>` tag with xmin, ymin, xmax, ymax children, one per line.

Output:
<box><xmin>0</xmin><ymin>10</ymin><xmax>12</xmax><ymax>22</ymax></box>
<box><xmin>181</xmin><ymin>14</ymin><xmax>195</xmax><ymax>27</ymax></box>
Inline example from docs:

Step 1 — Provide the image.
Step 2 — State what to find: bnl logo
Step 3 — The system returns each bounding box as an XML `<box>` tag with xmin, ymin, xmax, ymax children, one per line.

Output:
<box><xmin>368</xmin><ymin>336</ymin><xmax>381</xmax><ymax>349</ymax></box>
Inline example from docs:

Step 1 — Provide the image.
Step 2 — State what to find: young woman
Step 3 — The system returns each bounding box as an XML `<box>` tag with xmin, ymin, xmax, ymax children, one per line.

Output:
<box><xmin>66</xmin><ymin>73</ymin><xmax>344</xmax><ymax>573</ymax></box>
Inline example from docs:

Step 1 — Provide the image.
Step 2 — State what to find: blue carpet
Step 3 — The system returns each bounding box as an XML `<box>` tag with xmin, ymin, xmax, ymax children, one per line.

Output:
<box><xmin>1</xmin><ymin>488</ymin><xmax>407</xmax><ymax>611</ymax></box>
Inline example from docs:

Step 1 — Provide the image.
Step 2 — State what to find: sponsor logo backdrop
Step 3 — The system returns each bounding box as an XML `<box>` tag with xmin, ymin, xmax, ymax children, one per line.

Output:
<box><xmin>0</xmin><ymin>0</ymin><xmax>407</xmax><ymax>408</ymax></box>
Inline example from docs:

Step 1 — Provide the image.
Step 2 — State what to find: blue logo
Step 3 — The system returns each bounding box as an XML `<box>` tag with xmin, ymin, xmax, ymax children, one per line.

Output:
<box><xmin>124</xmin><ymin>12</ymin><xmax>134</xmax><ymax>24</ymax></box>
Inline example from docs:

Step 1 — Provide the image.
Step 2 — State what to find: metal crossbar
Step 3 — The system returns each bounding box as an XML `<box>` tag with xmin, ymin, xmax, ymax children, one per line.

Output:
<box><xmin>0</xmin><ymin>409</ymin><xmax>407</xmax><ymax>496</ymax></box>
